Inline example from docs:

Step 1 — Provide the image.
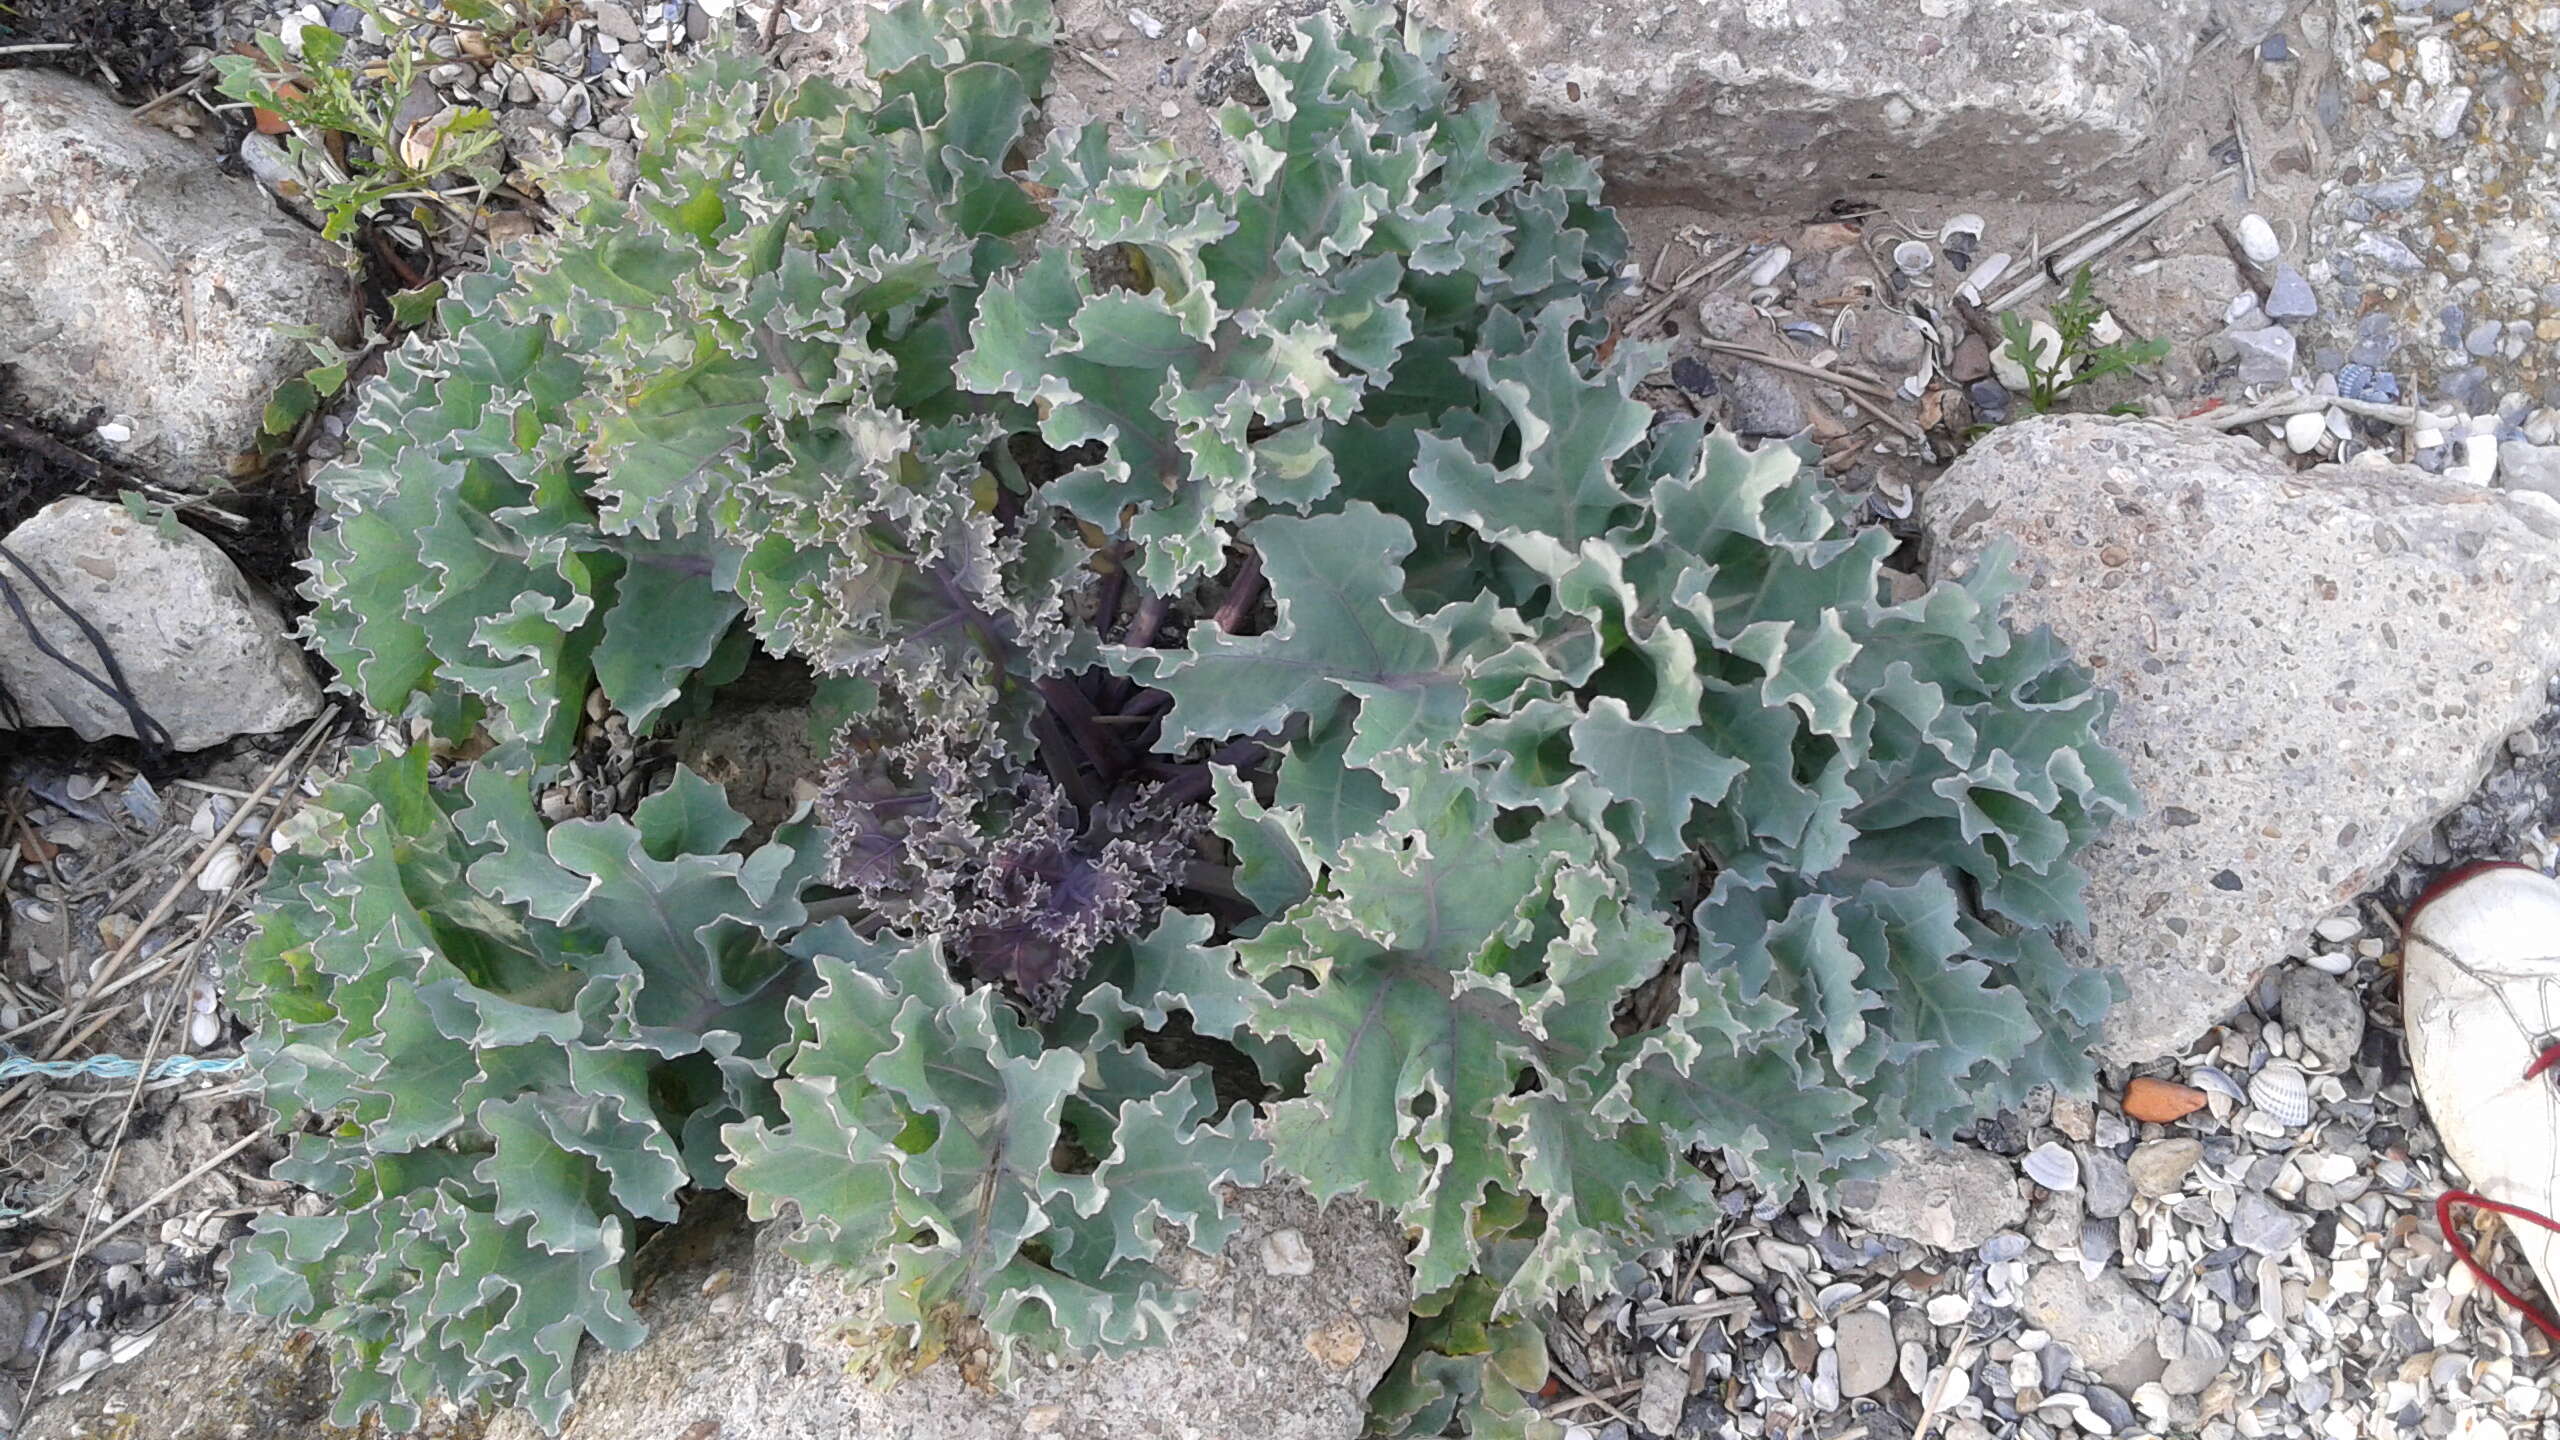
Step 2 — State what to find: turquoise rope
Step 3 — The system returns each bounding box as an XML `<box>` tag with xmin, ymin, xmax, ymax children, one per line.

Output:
<box><xmin>0</xmin><ymin>1052</ymin><xmax>246</xmax><ymax>1082</ymax></box>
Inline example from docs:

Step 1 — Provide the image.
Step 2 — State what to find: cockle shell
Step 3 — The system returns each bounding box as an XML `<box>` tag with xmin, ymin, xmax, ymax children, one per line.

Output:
<box><xmin>2249</xmin><ymin>1061</ymin><xmax>2312</xmax><ymax>1128</ymax></box>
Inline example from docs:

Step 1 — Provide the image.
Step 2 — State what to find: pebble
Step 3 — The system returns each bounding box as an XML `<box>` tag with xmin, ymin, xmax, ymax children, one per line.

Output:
<box><xmin>2223</xmin><ymin>324</ymin><xmax>2296</xmax><ymax>384</ymax></box>
<box><xmin>2127</xmin><ymin>1138</ymin><xmax>2203</xmax><ymax>1199</ymax></box>
<box><xmin>2231</xmin><ymin>1190</ymin><xmax>2304</xmax><ymax>1257</ymax></box>
<box><xmin>2264</xmin><ymin>263</ymin><xmax>2318</xmax><ymax>319</ymax></box>
<box><xmin>1259</xmin><ymin>1228</ymin><xmax>1314</xmax><ymax>1277</ymax></box>
<box><xmin>2278</xmin><ymin>967</ymin><xmax>2365</xmax><ymax>1066</ymax></box>
<box><xmin>2237</xmin><ymin>213</ymin><xmax>2280</xmax><ymax>265</ymax></box>
<box><xmin>2083</xmin><ymin>1149</ymin><xmax>2135</xmax><ymax>1219</ymax></box>
<box><xmin>2353</xmin><ymin>231</ymin><xmax>2424</xmax><ymax>272</ymax></box>
<box><xmin>1837</xmin><ymin>1307</ymin><xmax>1895</xmax><ymax>1397</ymax></box>
<box><xmin>592</xmin><ymin>0</ymin><xmax>642</xmax><ymax>40</ymax></box>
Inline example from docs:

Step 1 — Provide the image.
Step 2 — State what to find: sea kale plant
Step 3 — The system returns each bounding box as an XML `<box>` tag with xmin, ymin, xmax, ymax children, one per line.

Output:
<box><xmin>241</xmin><ymin>0</ymin><xmax>2137</xmax><ymax>1435</ymax></box>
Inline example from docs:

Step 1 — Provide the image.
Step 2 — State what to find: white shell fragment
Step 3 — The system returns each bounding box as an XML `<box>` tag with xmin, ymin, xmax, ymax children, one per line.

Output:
<box><xmin>196</xmin><ymin>846</ymin><xmax>246</xmax><ymax>893</ymax></box>
<box><xmin>2284</xmin><ymin>410</ymin><xmax>2327</xmax><ymax>454</ymax></box>
<box><xmin>1746</xmin><ymin>245</ymin><xmax>1794</xmax><ymax>287</ymax></box>
<box><xmin>1958</xmin><ymin>251</ymin><xmax>2011</xmax><ymax>300</ymax></box>
<box><xmin>2249</xmin><ymin>1061</ymin><xmax>2312</xmax><ymax>1129</ymax></box>
<box><xmin>1891</xmin><ymin>239</ymin><xmax>1934</xmax><ymax>276</ymax></box>
<box><xmin>2237</xmin><ymin>212</ymin><xmax>2281</xmax><ymax>265</ymax></box>
<box><xmin>1938</xmin><ymin>212</ymin><xmax>1985</xmax><ymax>248</ymax></box>
<box><xmin>2022</xmin><ymin>1142</ymin><xmax>2080</xmax><ymax>1190</ymax></box>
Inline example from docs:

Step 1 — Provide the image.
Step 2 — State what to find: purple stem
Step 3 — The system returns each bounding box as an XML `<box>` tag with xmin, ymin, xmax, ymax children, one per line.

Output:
<box><xmin>1212</xmin><ymin>549</ymin><xmax>1265</xmax><ymax>635</ymax></box>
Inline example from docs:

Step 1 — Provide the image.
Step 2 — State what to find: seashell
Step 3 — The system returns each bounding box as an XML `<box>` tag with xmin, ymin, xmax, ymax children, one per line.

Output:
<box><xmin>2249</xmin><ymin>1061</ymin><xmax>2312</xmax><ymax>1128</ymax></box>
<box><xmin>2022</xmin><ymin>1141</ymin><xmax>2080</xmax><ymax>1190</ymax></box>
<box><xmin>1938</xmin><ymin>212</ymin><xmax>1985</xmax><ymax>248</ymax></box>
<box><xmin>1815</xmin><ymin>1280</ymin><xmax>1863</xmax><ymax>1316</ymax></box>
<box><xmin>1891</xmin><ymin>239</ymin><xmax>1934</xmax><ymax>276</ymax></box>
<box><xmin>2285</xmin><ymin>410</ymin><xmax>2327</xmax><ymax>454</ymax></box>
<box><xmin>196</xmin><ymin>846</ymin><xmax>246</xmax><ymax>894</ymax></box>
<box><xmin>1957</xmin><ymin>251</ymin><xmax>2011</xmax><ymax>300</ymax></box>
<box><xmin>1746</xmin><ymin>245</ymin><xmax>1793</xmax><ymax>288</ymax></box>
<box><xmin>2187</xmin><ymin>1065</ymin><xmax>2248</xmax><ymax>1103</ymax></box>
<box><xmin>189</xmin><ymin>1011</ymin><xmax>222</xmax><ymax>1049</ymax></box>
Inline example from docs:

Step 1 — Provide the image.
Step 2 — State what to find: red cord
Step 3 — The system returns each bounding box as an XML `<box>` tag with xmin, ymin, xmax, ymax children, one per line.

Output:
<box><xmin>2433</xmin><ymin>1042</ymin><xmax>2560</xmax><ymax>1345</ymax></box>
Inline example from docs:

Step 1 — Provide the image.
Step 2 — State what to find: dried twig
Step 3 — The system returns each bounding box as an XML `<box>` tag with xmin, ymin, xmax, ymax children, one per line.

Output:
<box><xmin>1540</xmin><ymin>1371</ymin><xmax>1641</xmax><ymax>1424</ymax></box>
<box><xmin>2201</xmin><ymin>392</ymin><xmax>2432</xmax><ymax>432</ymax></box>
<box><xmin>0</xmin><ymin>42</ymin><xmax>79</xmax><ymax>56</ymax></box>
<box><xmin>1626</xmin><ymin>244</ymin><xmax>1748</xmax><ymax>336</ymax></box>
<box><xmin>1690</xmin><ymin>340</ymin><xmax>1898</xmax><ymax>403</ymax></box>
<box><xmin>1910</xmin><ymin>1323</ymin><xmax>1978</xmax><ymax>1440</ymax></box>
<box><xmin>1989</xmin><ymin>170</ymin><xmax>2235</xmax><ymax>313</ymax></box>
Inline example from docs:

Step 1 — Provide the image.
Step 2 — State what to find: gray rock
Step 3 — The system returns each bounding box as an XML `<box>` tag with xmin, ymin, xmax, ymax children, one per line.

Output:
<box><xmin>1927</xmin><ymin>418</ymin><xmax>2560</xmax><ymax>1061</ymax></box>
<box><xmin>2277</xmin><ymin>966</ymin><xmax>2366</xmax><ymax>1066</ymax></box>
<box><xmin>0</xmin><ymin>498</ymin><xmax>320</xmax><ymax>750</ymax></box>
<box><xmin>2218</xmin><ymin>323</ymin><xmax>2297</xmax><ymax>383</ymax></box>
<box><xmin>2027</xmin><ymin>1189</ymin><xmax>2084</xmax><ymax>1253</ymax></box>
<box><xmin>1836</xmin><ymin>1307</ymin><xmax>1896</xmax><ymax>1398</ymax></box>
<box><xmin>2126</xmin><ymin>1138</ymin><xmax>2204</xmax><ymax>1199</ymax></box>
<box><xmin>1410</xmin><ymin>0</ymin><xmax>2206</xmax><ymax>203</ymax></box>
<box><xmin>2230</xmin><ymin>1190</ymin><xmax>2305</xmax><ymax>1257</ymax></box>
<box><xmin>2082</xmin><ymin>1147</ymin><xmax>2135</xmax><ymax>1219</ymax></box>
<box><xmin>2356</xmin><ymin>173</ymin><xmax>2427</xmax><ymax>209</ymax></box>
<box><xmin>2154</xmin><ymin>1319</ymin><xmax>2228</xmax><ymax>1396</ymax></box>
<box><xmin>2500</xmin><ymin>440</ymin><xmax>2560</xmax><ymax>501</ymax></box>
<box><xmin>2021</xmin><ymin>1265</ymin><xmax>2165</xmax><ymax>1392</ymax></box>
<box><xmin>0</xmin><ymin>71</ymin><xmax>359</xmax><ymax>482</ymax></box>
<box><xmin>2353</xmin><ymin>230</ymin><xmax>2425</xmax><ymax>273</ymax></box>
<box><xmin>1838</xmin><ymin>1139</ymin><xmax>2025</xmax><ymax>1250</ymax></box>
<box><xmin>1722</xmin><ymin>360</ymin><xmax>1806</xmax><ymax>439</ymax></box>
<box><xmin>2264</xmin><ymin>263</ymin><xmax>2319</xmax><ymax>319</ymax></box>
<box><xmin>591</xmin><ymin>0</ymin><xmax>643</xmax><ymax>39</ymax></box>
<box><xmin>1636</xmin><ymin>1352</ymin><xmax>1688</xmax><ymax>1435</ymax></box>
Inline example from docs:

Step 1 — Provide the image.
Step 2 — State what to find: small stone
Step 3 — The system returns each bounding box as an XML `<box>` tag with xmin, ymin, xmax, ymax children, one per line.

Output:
<box><xmin>2353</xmin><ymin>231</ymin><xmax>2424</xmax><ymax>273</ymax></box>
<box><xmin>592</xmin><ymin>0</ymin><xmax>642</xmax><ymax>40</ymax></box>
<box><xmin>2230</xmin><ymin>1191</ymin><xmax>2304</xmax><ymax>1256</ymax></box>
<box><xmin>1839</xmin><ymin>1139</ymin><xmax>2026</xmax><ymax>1250</ymax></box>
<box><xmin>2220</xmin><ymin>324</ymin><xmax>2296</xmax><ymax>384</ymax></box>
<box><xmin>2052</xmin><ymin>1096</ymin><xmax>2095</xmax><ymax>1143</ymax></box>
<box><xmin>2126</xmin><ymin>1138</ymin><xmax>2203</xmax><ymax>1199</ymax></box>
<box><xmin>2277</xmin><ymin>967</ymin><xmax>2365</xmax><ymax>1065</ymax></box>
<box><xmin>2264</xmin><ymin>264</ymin><xmax>2318</xmax><ymax>319</ymax></box>
<box><xmin>1724</xmin><ymin>361</ymin><xmax>1807</xmax><ymax>438</ymax></box>
<box><xmin>1837</xmin><ymin>1307</ymin><xmax>1895</xmax><ymax>1397</ymax></box>
<box><xmin>1926</xmin><ymin>1293</ymin><xmax>1973</xmax><ymax>1327</ymax></box>
<box><xmin>2466</xmin><ymin>320</ymin><xmax>2504</xmax><ymax>358</ymax></box>
<box><xmin>2357</xmin><ymin>174</ymin><xmax>2426</xmax><ymax>209</ymax></box>
<box><xmin>2123</xmin><ymin>1077</ymin><xmax>2208</xmax><ymax>1124</ymax></box>
<box><xmin>1260</xmin><ymin>1228</ymin><xmax>1315</xmax><ymax>1277</ymax></box>
<box><xmin>2236</xmin><ymin>213</ymin><xmax>2280</xmax><ymax>265</ymax></box>
<box><xmin>2083</xmin><ymin>1149</ymin><xmax>2135</xmax><ymax>1219</ymax></box>
<box><xmin>1636</xmin><ymin>1353</ymin><xmax>1686</xmax><ymax>1435</ymax></box>
<box><xmin>2313</xmin><ymin>913</ymin><xmax>2361</xmax><ymax>944</ymax></box>
<box><xmin>2022</xmin><ymin>1265</ymin><xmax>2165</xmax><ymax>1392</ymax></box>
